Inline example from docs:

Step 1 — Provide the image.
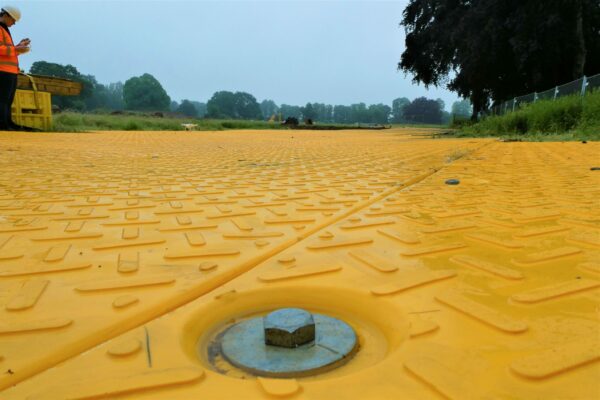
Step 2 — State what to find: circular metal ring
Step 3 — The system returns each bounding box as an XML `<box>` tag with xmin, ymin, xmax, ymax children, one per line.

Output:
<box><xmin>220</xmin><ymin>313</ymin><xmax>358</xmax><ymax>378</ymax></box>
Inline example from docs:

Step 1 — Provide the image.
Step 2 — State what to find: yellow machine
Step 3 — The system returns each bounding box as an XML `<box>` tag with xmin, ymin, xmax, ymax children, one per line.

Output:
<box><xmin>12</xmin><ymin>73</ymin><xmax>82</xmax><ymax>131</ymax></box>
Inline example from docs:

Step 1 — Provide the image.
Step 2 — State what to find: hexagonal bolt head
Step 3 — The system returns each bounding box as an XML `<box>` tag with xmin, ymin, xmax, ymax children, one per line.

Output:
<box><xmin>264</xmin><ymin>308</ymin><xmax>316</xmax><ymax>348</ymax></box>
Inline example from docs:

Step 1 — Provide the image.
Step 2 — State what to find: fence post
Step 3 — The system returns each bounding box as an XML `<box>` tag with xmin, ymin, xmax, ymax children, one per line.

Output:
<box><xmin>534</xmin><ymin>92</ymin><xmax>538</xmax><ymax>103</ymax></box>
<box><xmin>553</xmin><ymin>86</ymin><xmax>559</xmax><ymax>100</ymax></box>
<box><xmin>581</xmin><ymin>76</ymin><xmax>588</xmax><ymax>96</ymax></box>
<box><xmin>512</xmin><ymin>97</ymin><xmax>517</xmax><ymax>112</ymax></box>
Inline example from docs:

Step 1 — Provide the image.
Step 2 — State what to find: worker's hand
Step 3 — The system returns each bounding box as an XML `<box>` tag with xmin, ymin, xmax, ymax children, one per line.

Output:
<box><xmin>17</xmin><ymin>38</ymin><xmax>30</xmax><ymax>46</ymax></box>
<box><xmin>15</xmin><ymin>45</ymin><xmax>30</xmax><ymax>54</ymax></box>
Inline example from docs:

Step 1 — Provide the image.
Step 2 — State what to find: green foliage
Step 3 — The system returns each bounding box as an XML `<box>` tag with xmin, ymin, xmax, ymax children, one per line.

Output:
<box><xmin>461</xmin><ymin>90</ymin><xmax>600</xmax><ymax>139</ymax></box>
<box><xmin>436</xmin><ymin>98</ymin><xmax>445</xmax><ymax>112</ymax></box>
<box><xmin>191</xmin><ymin>101</ymin><xmax>207</xmax><ymax>118</ymax></box>
<box><xmin>51</xmin><ymin>112</ymin><xmax>288</xmax><ymax>132</ymax></box>
<box><xmin>578</xmin><ymin>89</ymin><xmax>600</xmax><ymax>130</ymax></box>
<box><xmin>399</xmin><ymin>0</ymin><xmax>600</xmax><ymax>116</ymax></box>
<box><xmin>123</xmin><ymin>120</ymin><xmax>141</xmax><ymax>131</ymax></box>
<box><xmin>450</xmin><ymin>115</ymin><xmax>473</xmax><ymax>129</ymax></box>
<box><xmin>333</xmin><ymin>105</ymin><xmax>351</xmax><ymax>124</ymax></box>
<box><xmin>441</xmin><ymin>111</ymin><xmax>452</xmax><ymax>125</ymax></box>
<box><xmin>402</xmin><ymin>97</ymin><xmax>443</xmax><ymax>124</ymax></box>
<box><xmin>220</xmin><ymin>120</ymin><xmax>273</xmax><ymax>129</ymax></box>
<box><xmin>30</xmin><ymin>61</ymin><xmax>91</xmax><ymax>111</ymax></box>
<box><xmin>296</xmin><ymin>99</ymin><xmax>440</xmax><ymax>125</ymax></box>
<box><xmin>30</xmin><ymin>61</ymin><xmax>81</xmax><ymax>81</ymax></box>
<box><xmin>177</xmin><ymin>100</ymin><xmax>198</xmax><ymax>117</ymax></box>
<box><xmin>279</xmin><ymin>104</ymin><xmax>302</xmax><ymax>120</ymax></box>
<box><xmin>451</xmin><ymin>100</ymin><xmax>472</xmax><ymax>118</ymax></box>
<box><xmin>299</xmin><ymin>103</ymin><xmax>335</xmax><ymax>123</ymax></box>
<box><xmin>206</xmin><ymin>91</ymin><xmax>262</xmax><ymax>119</ymax></box>
<box><xmin>367</xmin><ymin>104</ymin><xmax>392</xmax><ymax>124</ymax></box>
<box><xmin>29</xmin><ymin>61</ymin><xmax>125</xmax><ymax>112</ymax></box>
<box><xmin>391</xmin><ymin>97</ymin><xmax>410</xmax><ymax>123</ymax></box>
<box><xmin>302</xmin><ymin>103</ymin><xmax>316</xmax><ymax>121</ymax></box>
<box><xmin>349</xmin><ymin>103</ymin><xmax>368</xmax><ymax>123</ymax></box>
<box><xmin>31</xmin><ymin>56</ymin><xmax>450</xmax><ymax>128</ymax></box>
<box><xmin>312</xmin><ymin>103</ymin><xmax>333</xmax><ymax>122</ymax></box>
<box><xmin>234</xmin><ymin>92</ymin><xmax>263</xmax><ymax>120</ymax></box>
<box><xmin>123</xmin><ymin>73</ymin><xmax>170</xmax><ymax>111</ymax></box>
<box><xmin>260</xmin><ymin>100</ymin><xmax>279</xmax><ymax>120</ymax></box>
<box><xmin>103</xmin><ymin>82</ymin><xmax>124</xmax><ymax>110</ymax></box>
<box><xmin>207</xmin><ymin>91</ymin><xmax>236</xmax><ymax>118</ymax></box>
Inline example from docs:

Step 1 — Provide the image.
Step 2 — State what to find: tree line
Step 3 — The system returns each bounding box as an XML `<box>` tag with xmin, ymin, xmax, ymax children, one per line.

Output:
<box><xmin>258</xmin><ymin>97</ymin><xmax>470</xmax><ymax>125</ymax></box>
<box><xmin>29</xmin><ymin>61</ymin><xmax>471</xmax><ymax>124</ymax></box>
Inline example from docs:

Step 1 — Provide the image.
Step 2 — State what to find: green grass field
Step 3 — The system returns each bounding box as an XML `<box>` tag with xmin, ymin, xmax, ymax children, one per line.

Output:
<box><xmin>51</xmin><ymin>113</ymin><xmax>399</xmax><ymax>133</ymax></box>
<box><xmin>51</xmin><ymin>113</ymin><xmax>288</xmax><ymax>132</ymax></box>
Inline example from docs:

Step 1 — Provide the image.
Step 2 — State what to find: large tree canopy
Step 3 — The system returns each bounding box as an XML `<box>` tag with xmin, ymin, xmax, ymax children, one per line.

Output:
<box><xmin>234</xmin><ymin>92</ymin><xmax>263</xmax><ymax>120</ymax></box>
<box><xmin>260</xmin><ymin>100</ymin><xmax>279</xmax><ymax>120</ymax></box>
<box><xmin>123</xmin><ymin>73</ymin><xmax>171</xmax><ymax>111</ymax></box>
<box><xmin>402</xmin><ymin>97</ymin><xmax>443</xmax><ymax>124</ymax></box>
<box><xmin>206</xmin><ymin>91</ymin><xmax>263</xmax><ymax>119</ymax></box>
<box><xmin>391</xmin><ymin>97</ymin><xmax>410</xmax><ymax>123</ymax></box>
<box><xmin>399</xmin><ymin>0</ymin><xmax>600</xmax><ymax>119</ymax></box>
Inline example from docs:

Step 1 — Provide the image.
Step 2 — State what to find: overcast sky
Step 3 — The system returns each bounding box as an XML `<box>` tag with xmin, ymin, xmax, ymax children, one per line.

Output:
<box><xmin>12</xmin><ymin>0</ymin><xmax>460</xmax><ymax>110</ymax></box>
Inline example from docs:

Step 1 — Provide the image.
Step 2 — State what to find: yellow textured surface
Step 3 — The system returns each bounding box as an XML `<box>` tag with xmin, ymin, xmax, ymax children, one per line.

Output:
<box><xmin>0</xmin><ymin>130</ymin><xmax>598</xmax><ymax>399</ymax></box>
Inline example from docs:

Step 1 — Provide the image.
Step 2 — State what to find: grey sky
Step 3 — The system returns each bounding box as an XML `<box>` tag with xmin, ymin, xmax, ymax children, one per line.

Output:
<box><xmin>13</xmin><ymin>0</ymin><xmax>460</xmax><ymax>110</ymax></box>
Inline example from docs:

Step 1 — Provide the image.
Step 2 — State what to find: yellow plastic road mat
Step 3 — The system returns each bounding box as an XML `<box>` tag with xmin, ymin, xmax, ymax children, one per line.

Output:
<box><xmin>0</xmin><ymin>130</ymin><xmax>598</xmax><ymax>399</ymax></box>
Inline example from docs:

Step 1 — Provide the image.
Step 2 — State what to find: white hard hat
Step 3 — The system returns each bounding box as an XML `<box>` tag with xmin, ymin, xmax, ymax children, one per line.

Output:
<box><xmin>2</xmin><ymin>6</ymin><xmax>20</xmax><ymax>22</ymax></box>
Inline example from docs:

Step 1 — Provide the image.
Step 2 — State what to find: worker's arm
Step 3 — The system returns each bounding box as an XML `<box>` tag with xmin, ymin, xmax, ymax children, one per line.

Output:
<box><xmin>0</xmin><ymin>43</ymin><xmax>28</xmax><ymax>56</ymax></box>
<box><xmin>0</xmin><ymin>43</ymin><xmax>14</xmax><ymax>56</ymax></box>
<box><xmin>0</xmin><ymin>28</ymin><xmax>13</xmax><ymax>56</ymax></box>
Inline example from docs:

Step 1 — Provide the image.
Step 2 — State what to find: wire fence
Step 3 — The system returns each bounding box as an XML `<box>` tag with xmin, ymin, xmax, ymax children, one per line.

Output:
<box><xmin>487</xmin><ymin>73</ymin><xmax>600</xmax><ymax>116</ymax></box>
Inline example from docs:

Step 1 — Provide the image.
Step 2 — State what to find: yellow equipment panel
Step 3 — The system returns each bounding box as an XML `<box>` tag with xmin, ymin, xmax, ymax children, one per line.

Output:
<box><xmin>0</xmin><ymin>130</ymin><xmax>598</xmax><ymax>399</ymax></box>
<box><xmin>11</xmin><ymin>89</ymin><xmax>52</xmax><ymax>131</ymax></box>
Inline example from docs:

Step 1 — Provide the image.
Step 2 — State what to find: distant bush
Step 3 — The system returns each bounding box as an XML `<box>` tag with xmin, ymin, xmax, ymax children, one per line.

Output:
<box><xmin>123</xmin><ymin>120</ymin><xmax>141</xmax><ymax>131</ymax></box>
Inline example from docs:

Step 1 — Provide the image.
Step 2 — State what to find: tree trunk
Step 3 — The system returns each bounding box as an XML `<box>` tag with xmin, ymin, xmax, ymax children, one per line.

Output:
<box><xmin>470</xmin><ymin>90</ymin><xmax>483</xmax><ymax>122</ymax></box>
<box><xmin>470</xmin><ymin>107</ymin><xmax>479</xmax><ymax>122</ymax></box>
<box><xmin>573</xmin><ymin>0</ymin><xmax>587</xmax><ymax>78</ymax></box>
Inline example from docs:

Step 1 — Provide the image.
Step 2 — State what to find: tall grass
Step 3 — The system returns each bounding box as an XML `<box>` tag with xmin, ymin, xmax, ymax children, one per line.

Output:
<box><xmin>51</xmin><ymin>112</ymin><xmax>289</xmax><ymax>132</ymax></box>
<box><xmin>461</xmin><ymin>90</ymin><xmax>600</xmax><ymax>140</ymax></box>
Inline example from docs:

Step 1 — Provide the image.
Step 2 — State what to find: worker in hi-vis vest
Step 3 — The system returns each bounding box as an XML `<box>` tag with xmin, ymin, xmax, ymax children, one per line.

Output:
<box><xmin>0</xmin><ymin>5</ymin><xmax>31</xmax><ymax>131</ymax></box>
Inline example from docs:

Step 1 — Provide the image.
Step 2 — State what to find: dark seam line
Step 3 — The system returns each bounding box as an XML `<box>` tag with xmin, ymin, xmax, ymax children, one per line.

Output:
<box><xmin>144</xmin><ymin>326</ymin><xmax>153</xmax><ymax>368</ymax></box>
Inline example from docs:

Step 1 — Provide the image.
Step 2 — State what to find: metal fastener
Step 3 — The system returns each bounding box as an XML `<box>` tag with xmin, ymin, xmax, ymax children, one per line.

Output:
<box><xmin>219</xmin><ymin>309</ymin><xmax>358</xmax><ymax>377</ymax></box>
<box><xmin>445</xmin><ymin>179</ymin><xmax>460</xmax><ymax>185</ymax></box>
<box><xmin>263</xmin><ymin>308</ymin><xmax>315</xmax><ymax>348</ymax></box>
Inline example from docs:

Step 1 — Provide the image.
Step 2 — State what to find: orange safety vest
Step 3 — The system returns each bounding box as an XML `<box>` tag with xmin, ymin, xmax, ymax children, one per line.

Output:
<box><xmin>0</xmin><ymin>24</ymin><xmax>19</xmax><ymax>74</ymax></box>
